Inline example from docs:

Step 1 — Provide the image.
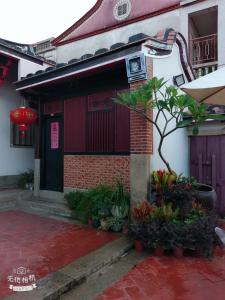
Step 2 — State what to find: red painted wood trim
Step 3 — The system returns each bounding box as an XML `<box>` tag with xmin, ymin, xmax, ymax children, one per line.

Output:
<box><xmin>176</xmin><ymin>32</ymin><xmax>196</xmax><ymax>82</ymax></box>
<box><xmin>53</xmin><ymin>3</ymin><xmax>180</xmax><ymax>47</ymax></box>
<box><xmin>181</xmin><ymin>0</ymin><xmax>207</xmax><ymax>8</ymax></box>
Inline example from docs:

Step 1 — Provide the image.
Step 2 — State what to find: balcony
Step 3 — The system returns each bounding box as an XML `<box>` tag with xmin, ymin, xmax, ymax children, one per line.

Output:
<box><xmin>190</xmin><ymin>34</ymin><xmax>218</xmax><ymax>78</ymax></box>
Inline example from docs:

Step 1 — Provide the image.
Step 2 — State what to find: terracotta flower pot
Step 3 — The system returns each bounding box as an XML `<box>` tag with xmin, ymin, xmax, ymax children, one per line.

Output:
<box><xmin>154</xmin><ymin>247</ymin><xmax>164</xmax><ymax>257</ymax></box>
<box><xmin>134</xmin><ymin>240</ymin><xmax>144</xmax><ymax>252</ymax></box>
<box><xmin>88</xmin><ymin>219</ymin><xmax>93</xmax><ymax>227</ymax></box>
<box><xmin>173</xmin><ymin>247</ymin><xmax>184</xmax><ymax>258</ymax></box>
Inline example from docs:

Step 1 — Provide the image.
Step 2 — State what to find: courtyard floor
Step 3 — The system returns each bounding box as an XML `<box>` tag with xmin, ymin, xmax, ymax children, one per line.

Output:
<box><xmin>96</xmin><ymin>247</ymin><xmax>225</xmax><ymax>300</ymax></box>
<box><xmin>0</xmin><ymin>210</ymin><xmax>119</xmax><ymax>299</ymax></box>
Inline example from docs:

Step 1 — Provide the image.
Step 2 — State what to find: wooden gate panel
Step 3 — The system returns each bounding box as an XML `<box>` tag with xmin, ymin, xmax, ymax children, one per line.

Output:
<box><xmin>190</xmin><ymin>135</ymin><xmax>225</xmax><ymax>216</ymax></box>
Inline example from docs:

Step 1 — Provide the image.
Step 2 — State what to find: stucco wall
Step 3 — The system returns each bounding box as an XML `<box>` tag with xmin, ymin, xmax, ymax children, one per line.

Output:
<box><xmin>56</xmin><ymin>9</ymin><xmax>180</xmax><ymax>63</ymax></box>
<box><xmin>18</xmin><ymin>58</ymin><xmax>48</xmax><ymax>79</ymax></box>
<box><xmin>151</xmin><ymin>44</ymin><xmax>189</xmax><ymax>176</ymax></box>
<box><xmin>0</xmin><ymin>66</ymin><xmax>34</xmax><ymax>176</ymax></box>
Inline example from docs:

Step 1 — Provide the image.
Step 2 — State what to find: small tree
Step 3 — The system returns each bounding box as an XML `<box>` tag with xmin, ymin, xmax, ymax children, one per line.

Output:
<box><xmin>116</xmin><ymin>77</ymin><xmax>224</xmax><ymax>173</ymax></box>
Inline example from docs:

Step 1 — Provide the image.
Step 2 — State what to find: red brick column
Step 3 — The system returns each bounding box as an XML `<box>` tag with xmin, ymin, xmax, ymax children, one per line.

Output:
<box><xmin>129</xmin><ymin>57</ymin><xmax>153</xmax><ymax>202</ymax></box>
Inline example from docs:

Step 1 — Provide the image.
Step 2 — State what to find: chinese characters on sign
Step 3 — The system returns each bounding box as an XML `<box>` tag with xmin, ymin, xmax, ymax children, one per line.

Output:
<box><xmin>8</xmin><ymin>267</ymin><xmax>37</xmax><ymax>292</ymax></box>
<box><xmin>51</xmin><ymin>122</ymin><xmax>59</xmax><ymax>149</ymax></box>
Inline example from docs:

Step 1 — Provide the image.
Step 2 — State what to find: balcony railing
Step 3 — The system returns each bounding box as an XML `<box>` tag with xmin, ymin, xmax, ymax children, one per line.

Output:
<box><xmin>190</xmin><ymin>34</ymin><xmax>217</xmax><ymax>66</ymax></box>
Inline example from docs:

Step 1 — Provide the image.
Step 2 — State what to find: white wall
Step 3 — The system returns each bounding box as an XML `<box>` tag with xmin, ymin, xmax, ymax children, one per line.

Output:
<box><xmin>56</xmin><ymin>9</ymin><xmax>180</xmax><ymax>63</ymax></box>
<box><xmin>150</xmin><ymin>44</ymin><xmax>189</xmax><ymax>176</ymax></box>
<box><xmin>0</xmin><ymin>68</ymin><xmax>34</xmax><ymax>176</ymax></box>
<box><xmin>18</xmin><ymin>58</ymin><xmax>48</xmax><ymax>79</ymax></box>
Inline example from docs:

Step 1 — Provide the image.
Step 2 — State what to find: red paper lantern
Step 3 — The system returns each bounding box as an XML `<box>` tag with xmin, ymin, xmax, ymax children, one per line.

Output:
<box><xmin>10</xmin><ymin>106</ymin><xmax>37</xmax><ymax>137</ymax></box>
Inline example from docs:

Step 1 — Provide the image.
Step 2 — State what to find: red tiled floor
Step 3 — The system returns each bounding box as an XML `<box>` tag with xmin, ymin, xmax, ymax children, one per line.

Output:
<box><xmin>97</xmin><ymin>247</ymin><xmax>225</xmax><ymax>300</ymax></box>
<box><xmin>0</xmin><ymin>210</ymin><xmax>119</xmax><ymax>299</ymax></box>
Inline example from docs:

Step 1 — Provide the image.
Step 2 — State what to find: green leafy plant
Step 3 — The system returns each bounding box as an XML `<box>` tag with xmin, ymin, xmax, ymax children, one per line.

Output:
<box><xmin>163</xmin><ymin>182</ymin><xmax>194</xmax><ymax>219</ymax></box>
<box><xmin>111</xmin><ymin>180</ymin><xmax>130</xmax><ymax>218</ymax></box>
<box><xmin>152</xmin><ymin>203</ymin><xmax>179</xmax><ymax>222</ymax></box>
<box><xmin>132</xmin><ymin>201</ymin><xmax>155</xmax><ymax>223</ymax></box>
<box><xmin>116</xmin><ymin>77</ymin><xmax>225</xmax><ymax>172</ymax></box>
<box><xmin>18</xmin><ymin>169</ymin><xmax>34</xmax><ymax>189</ymax></box>
<box><xmin>65</xmin><ymin>190</ymin><xmax>92</xmax><ymax>224</ymax></box>
<box><xmin>88</xmin><ymin>185</ymin><xmax>114</xmax><ymax>218</ymax></box>
<box><xmin>65</xmin><ymin>190</ymin><xmax>86</xmax><ymax>210</ymax></box>
<box><xmin>65</xmin><ymin>184</ymin><xmax>131</xmax><ymax>225</ymax></box>
<box><xmin>109</xmin><ymin>216</ymin><xmax>124</xmax><ymax>232</ymax></box>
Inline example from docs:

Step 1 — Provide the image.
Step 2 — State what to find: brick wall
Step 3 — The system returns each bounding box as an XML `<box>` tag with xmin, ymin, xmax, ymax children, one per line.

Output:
<box><xmin>64</xmin><ymin>155</ymin><xmax>130</xmax><ymax>191</ymax></box>
<box><xmin>129</xmin><ymin>57</ymin><xmax>153</xmax><ymax>155</ymax></box>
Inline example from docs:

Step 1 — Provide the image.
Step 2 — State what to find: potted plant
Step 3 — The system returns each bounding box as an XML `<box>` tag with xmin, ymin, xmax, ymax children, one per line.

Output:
<box><xmin>134</xmin><ymin>239</ymin><xmax>144</xmax><ymax>252</ymax></box>
<box><xmin>109</xmin><ymin>216</ymin><xmax>124</xmax><ymax>232</ymax></box>
<box><xmin>111</xmin><ymin>181</ymin><xmax>130</xmax><ymax>218</ymax></box>
<box><xmin>153</xmin><ymin>244</ymin><xmax>164</xmax><ymax>257</ymax></box>
<box><xmin>90</xmin><ymin>185</ymin><xmax>113</xmax><ymax>218</ymax></box>
<box><xmin>129</xmin><ymin>223</ymin><xmax>145</xmax><ymax>252</ymax></box>
<box><xmin>18</xmin><ymin>169</ymin><xmax>34</xmax><ymax>190</ymax></box>
<box><xmin>173</xmin><ymin>245</ymin><xmax>184</xmax><ymax>258</ymax></box>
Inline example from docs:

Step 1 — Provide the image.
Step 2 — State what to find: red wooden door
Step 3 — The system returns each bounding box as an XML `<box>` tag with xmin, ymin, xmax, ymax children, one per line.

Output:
<box><xmin>190</xmin><ymin>135</ymin><xmax>225</xmax><ymax>216</ymax></box>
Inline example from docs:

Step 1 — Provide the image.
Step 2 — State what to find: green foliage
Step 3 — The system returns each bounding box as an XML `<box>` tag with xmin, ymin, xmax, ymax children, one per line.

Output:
<box><xmin>65</xmin><ymin>183</ymin><xmax>130</xmax><ymax>225</ymax></box>
<box><xmin>108</xmin><ymin>216</ymin><xmax>124</xmax><ymax>232</ymax></box>
<box><xmin>151</xmin><ymin>203</ymin><xmax>179</xmax><ymax>222</ymax></box>
<box><xmin>111</xmin><ymin>180</ymin><xmax>130</xmax><ymax>218</ymax></box>
<box><xmin>88</xmin><ymin>185</ymin><xmax>114</xmax><ymax>217</ymax></box>
<box><xmin>130</xmin><ymin>215</ymin><xmax>218</xmax><ymax>256</ymax></box>
<box><xmin>65</xmin><ymin>191</ymin><xmax>87</xmax><ymax>210</ymax></box>
<box><xmin>18</xmin><ymin>169</ymin><xmax>34</xmax><ymax>188</ymax></box>
<box><xmin>163</xmin><ymin>182</ymin><xmax>194</xmax><ymax>219</ymax></box>
<box><xmin>116</xmin><ymin>77</ymin><xmax>225</xmax><ymax>171</ymax></box>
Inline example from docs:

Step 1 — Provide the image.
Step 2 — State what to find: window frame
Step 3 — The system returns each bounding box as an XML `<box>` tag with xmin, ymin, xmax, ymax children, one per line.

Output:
<box><xmin>10</xmin><ymin>123</ymin><xmax>35</xmax><ymax>148</ymax></box>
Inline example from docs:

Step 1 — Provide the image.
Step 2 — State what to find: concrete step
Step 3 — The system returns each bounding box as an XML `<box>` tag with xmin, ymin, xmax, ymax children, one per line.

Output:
<box><xmin>60</xmin><ymin>250</ymin><xmax>148</xmax><ymax>300</ymax></box>
<box><xmin>16</xmin><ymin>197</ymin><xmax>73</xmax><ymax>219</ymax></box>
<box><xmin>6</xmin><ymin>237</ymin><xmax>133</xmax><ymax>300</ymax></box>
<box><xmin>0</xmin><ymin>189</ymin><xmax>32</xmax><ymax>211</ymax></box>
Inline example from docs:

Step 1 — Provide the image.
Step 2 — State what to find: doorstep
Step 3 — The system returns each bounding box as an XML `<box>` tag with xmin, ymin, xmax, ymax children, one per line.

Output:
<box><xmin>38</xmin><ymin>190</ymin><xmax>64</xmax><ymax>202</ymax></box>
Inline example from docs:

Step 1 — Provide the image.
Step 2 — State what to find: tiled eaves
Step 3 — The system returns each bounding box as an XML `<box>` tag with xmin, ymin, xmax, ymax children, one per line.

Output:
<box><xmin>0</xmin><ymin>38</ymin><xmax>55</xmax><ymax>66</ymax></box>
<box><xmin>15</xmin><ymin>34</ymin><xmax>151</xmax><ymax>90</ymax></box>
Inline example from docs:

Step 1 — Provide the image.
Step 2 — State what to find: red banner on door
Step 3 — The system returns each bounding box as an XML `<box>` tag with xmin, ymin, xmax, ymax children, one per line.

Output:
<box><xmin>51</xmin><ymin>122</ymin><xmax>59</xmax><ymax>149</ymax></box>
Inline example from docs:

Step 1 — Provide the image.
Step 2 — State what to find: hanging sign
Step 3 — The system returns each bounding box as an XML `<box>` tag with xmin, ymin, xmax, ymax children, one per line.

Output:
<box><xmin>51</xmin><ymin>122</ymin><xmax>59</xmax><ymax>149</ymax></box>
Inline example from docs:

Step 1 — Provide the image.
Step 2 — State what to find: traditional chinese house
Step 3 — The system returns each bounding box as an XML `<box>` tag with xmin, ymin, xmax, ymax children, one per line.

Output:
<box><xmin>14</xmin><ymin>0</ymin><xmax>225</xmax><ymax>203</ymax></box>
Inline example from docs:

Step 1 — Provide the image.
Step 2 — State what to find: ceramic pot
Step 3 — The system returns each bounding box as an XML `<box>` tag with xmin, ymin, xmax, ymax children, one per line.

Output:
<box><xmin>111</xmin><ymin>223</ymin><xmax>122</xmax><ymax>232</ymax></box>
<box><xmin>134</xmin><ymin>240</ymin><xmax>144</xmax><ymax>252</ymax></box>
<box><xmin>194</xmin><ymin>184</ymin><xmax>217</xmax><ymax>211</ymax></box>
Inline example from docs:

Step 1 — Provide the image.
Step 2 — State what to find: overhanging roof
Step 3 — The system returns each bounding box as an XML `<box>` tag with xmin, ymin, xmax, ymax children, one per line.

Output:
<box><xmin>0</xmin><ymin>38</ymin><xmax>46</xmax><ymax>65</ymax></box>
<box><xmin>15</xmin><ymin>39</ymin><xmax>146</xmax><ymax>91</ymax></box>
